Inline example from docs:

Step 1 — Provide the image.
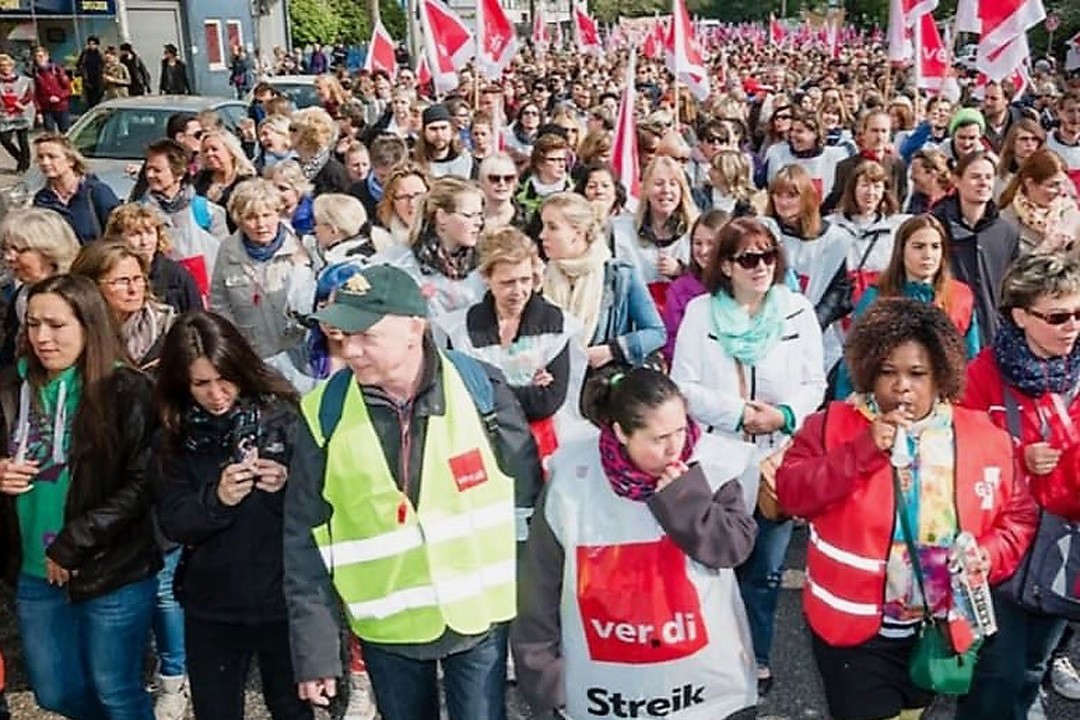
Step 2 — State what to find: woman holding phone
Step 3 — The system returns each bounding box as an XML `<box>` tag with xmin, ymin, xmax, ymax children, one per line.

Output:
<box><xmin>153</xmin><ymin>312</ymin><xmax>312</xmax><ymax>720</ymax></box>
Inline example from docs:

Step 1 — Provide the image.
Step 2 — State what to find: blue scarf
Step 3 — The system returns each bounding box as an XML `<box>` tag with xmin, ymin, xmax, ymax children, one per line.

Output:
<box><xmin>367</xmin><ymin>173</ymin><xmax>383</xmax><ymax>203</ymax></box>
<box><xmin>993</xmin><ymin>319</ymin><xmax>1080</xmax><ymax>397</ymax></box>
<box><xmin>709</xmin><ymin>285</ymin><xmax>787</xmax><ymax>366</ymax></box>
<box><xmin>241</xmin><ymin>224</ymin><xmax>287</xmax><ymax>262</ymax></box>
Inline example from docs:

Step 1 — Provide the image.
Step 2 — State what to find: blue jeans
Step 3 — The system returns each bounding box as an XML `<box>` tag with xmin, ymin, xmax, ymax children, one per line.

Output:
<box><xmin>41</xmin><ymin>110</ymin><xmax>71</xmax><ymax>133</ymax></box>
<box><xmin>362</xmin><ymin>624</ymin><xmax>508</xmax><ymax>720</ymax></box>
<box><xmin>736</xmin><ymin>513</ymin><xmax>793</xmax><ymax>668</ymax></box>
<box><xmin>955</xmin><ymin>590</ymin><xmax>1068</xmax><ymax>720</ymax></box>
<box><xmin>153</xmin><ymin>548</ymin><xmax>186</xmax><ymax>677</ymax></box>
<box><xmin>16</xmin><ymin>573</ymin><xmax>156</xmax><ymax>720</ymax></box>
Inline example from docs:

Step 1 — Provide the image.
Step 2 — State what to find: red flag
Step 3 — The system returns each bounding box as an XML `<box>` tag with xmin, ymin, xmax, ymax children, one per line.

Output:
<box><xmin>888</xmin><ymin>0</ymin><xmax>939</xmax><ymax>62</ymax></box>
<box><xmin>532</xmin><ymin>6</ymin><xmax>550</xmax><ymax>52</ymax></box>
<box><xmin>612</xmin><ymin>49</ymin><xmax>641</xmax><ymax>212</ymax></box>
<box><xmin>665</xmin><ymin>0</ymin><xmax>709</xmax><ymax>101</ymax></box>
<box><xmin>553</xmin><ymin>20</ymin><xmax>564</xmax><ymax>50</ymax></box>
<box><xmin>643</xmin><ymin>29</ymin><xmax>659</xmax><ymax>59</ymax></box>
<box><xmin>769</xmin><ymin>14</ymin><xmax>786</xmax><ymax>46</ymax></box>
<box><xmin>416</xmin><ymin>55</ymin><xmax>432</xmax><ymax>97</ymax></box>
<box><xmin>917</xmin><ymin>14</ymin><xmax>947</xmax><ymax>90</ymax></box>
<box><xmin>476</xmin><ymin>0</ymin><xmax>517</xmax><ymax>79</ymax></box>
<box><xmin>574</xmin><ymin>6</ymin><xmax>602</xmax><ymax>54</ymax></box>
<box><xmin>363</xmin><ymin>20</ymin><xmax>397</xmax><ymax>78</ymax></box>
<box><xmin>824</xmin><ymin>21</ymin><xmax>840</xmax><ymax>59</ymax></box>
<box><xmin>976</xmin><ymin>0</ymin><xmax>1045</xmax><ymax>81</ymax></box>
<box><xmin>419</xmin><ymin>0</ymin><xmax>474</xmax><ymax>94</ymax></box>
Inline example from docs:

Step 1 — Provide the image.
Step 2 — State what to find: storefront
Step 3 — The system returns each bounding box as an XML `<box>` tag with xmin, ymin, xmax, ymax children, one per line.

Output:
<box><xmin>0</xmin><ymin>0</ymin><xmax>117</xmax><ymax>69</ymax></box>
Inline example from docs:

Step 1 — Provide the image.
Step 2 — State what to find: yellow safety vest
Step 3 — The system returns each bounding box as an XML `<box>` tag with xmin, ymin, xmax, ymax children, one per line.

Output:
<box><xmin>300</xmin><ymin>357</ymin><xmax>517</xmax><ymax>644</ymax></box>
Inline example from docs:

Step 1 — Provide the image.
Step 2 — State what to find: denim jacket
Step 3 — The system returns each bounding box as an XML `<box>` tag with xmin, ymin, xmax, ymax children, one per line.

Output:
<box><xmin>592</xmin><ymin>259</ymin><xmax>666</xmax><ymax>366</ymax></box>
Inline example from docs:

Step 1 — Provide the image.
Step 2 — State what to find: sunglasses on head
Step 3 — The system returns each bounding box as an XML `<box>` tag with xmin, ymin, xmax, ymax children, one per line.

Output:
<box><xmin>486</xmin><ymin>174</ymin><xmax>516</xmax><ymax>184</ymax></box>
<box><xmin>731</xmin><ymin>249</ymin><xmax>778</xmax><ymax>270</ymax></box>
<box><xmin>1026</xmin><ymin>307</ymin><xmax>1080</xmax><ymax>326</ymax></box>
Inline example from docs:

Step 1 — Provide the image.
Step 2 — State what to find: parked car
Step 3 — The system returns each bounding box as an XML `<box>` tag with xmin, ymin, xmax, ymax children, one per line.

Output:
<box><xmin>246</xmin><ymin>75</ymin><xmax>319</xmax><ymax>110</ymax></box>
<box><xmin>1</xmin><ymin>94</ymin><xmax>248</xmax><ymax>213</ymax></box>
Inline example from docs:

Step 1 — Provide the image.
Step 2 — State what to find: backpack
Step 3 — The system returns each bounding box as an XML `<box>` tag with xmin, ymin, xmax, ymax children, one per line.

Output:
<box><xmin>998</xmin><ymin>383</ymin><xmax>1080</xmax><ymax>620</ymax></box>
<box><xmin>317</xmin><ymin>350</ymin><xmax>498</xmax><ymax>446</ymax></box>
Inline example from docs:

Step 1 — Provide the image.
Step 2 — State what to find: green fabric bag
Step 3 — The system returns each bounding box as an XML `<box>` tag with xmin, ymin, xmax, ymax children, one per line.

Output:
<box><xmin>893</xmin><ymin>470</ymin><xmax>983</xmax><ymax>695</ymax></box>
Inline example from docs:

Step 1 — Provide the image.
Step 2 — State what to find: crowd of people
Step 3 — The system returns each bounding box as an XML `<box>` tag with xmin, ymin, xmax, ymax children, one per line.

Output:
<box><xmin>1</xmin><ymin>25</ymin><xmax>1080</xmax><ymax>720</ymax></box>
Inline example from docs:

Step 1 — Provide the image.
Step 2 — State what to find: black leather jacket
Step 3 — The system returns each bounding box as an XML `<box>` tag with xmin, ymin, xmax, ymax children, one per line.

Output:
<box><xmin>0</xmin><ymin>366</ymin><xmax>162</xmax><ymax>601</ymax></box>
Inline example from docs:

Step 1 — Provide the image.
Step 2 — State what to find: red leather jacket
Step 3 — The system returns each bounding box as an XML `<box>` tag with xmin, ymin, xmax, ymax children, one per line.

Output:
<box><xmin>962</xmin><ymin>348</ymin><xmax>1080</xmax><ymax>520</ymax></box>
<box><xmin>777</xmin><ymin>402</ymin><xmax>1037</xmax><ymax>646</ymax></box>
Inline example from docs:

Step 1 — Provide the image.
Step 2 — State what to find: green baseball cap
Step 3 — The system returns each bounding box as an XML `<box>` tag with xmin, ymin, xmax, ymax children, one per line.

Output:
<box><xmin>311</xmin><ymin>265</ymin><xmax>428</xmax><ymax>333</ymax></box>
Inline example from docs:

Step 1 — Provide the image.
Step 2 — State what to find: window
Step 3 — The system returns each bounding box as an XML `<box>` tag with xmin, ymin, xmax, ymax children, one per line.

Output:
<box><xmin>204</xmin><ymin>20</ymin><xmax>225</xmax><ymax>70</ymax></box>
<box><xmin>226</xmin><ymin>20</ymin><xmax>243</xmax><ymax>54</ymax></box>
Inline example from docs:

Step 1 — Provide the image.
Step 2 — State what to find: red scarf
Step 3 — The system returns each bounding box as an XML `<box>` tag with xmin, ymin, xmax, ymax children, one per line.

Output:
<box><xmin>598</xmin><ymin>419</ymin><xmax>701</xmax><ymax>502</ymax></box>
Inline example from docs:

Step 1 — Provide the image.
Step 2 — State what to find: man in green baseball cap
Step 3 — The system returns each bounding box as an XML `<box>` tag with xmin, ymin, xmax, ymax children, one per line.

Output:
<box><xmin>286</xmin><ymin>264</ymin><xmax>541</xmax><ymax>718</ymax></box>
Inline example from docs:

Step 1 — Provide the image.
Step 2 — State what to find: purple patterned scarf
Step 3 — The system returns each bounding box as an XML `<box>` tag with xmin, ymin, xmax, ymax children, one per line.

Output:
<box><xmin>598</xmin><ymin>419</ymin><xmax>702</xmax><ymax>501</ymax></box>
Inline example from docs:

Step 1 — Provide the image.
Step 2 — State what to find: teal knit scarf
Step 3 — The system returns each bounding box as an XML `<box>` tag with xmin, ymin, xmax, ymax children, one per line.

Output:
<box><xmin>708</xmin><ymin>285</ymin><xmax>787</xmax><ymax>366</ymax></box>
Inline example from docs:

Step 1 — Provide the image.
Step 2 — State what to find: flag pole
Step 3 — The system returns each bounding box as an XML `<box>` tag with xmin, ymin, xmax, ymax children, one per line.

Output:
<box><xmin>913</xmin><ymin>16</ymin><xmax>922</xmax><ymax>106</ymax></box>
<box><xmin>673</xmin><ymin>76</ymin><xmax>680</xmax><ymax>129</ymax></box>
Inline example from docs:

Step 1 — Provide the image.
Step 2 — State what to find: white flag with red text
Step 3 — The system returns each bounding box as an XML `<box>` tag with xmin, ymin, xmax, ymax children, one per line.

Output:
<box><xmin>419</xmin><ymin>0</ymin><xmax>474</xmax><ymax>94</ymax></box>
<box><xmin>476</xmin><ymin>0</ymin><xmax>517</xmax><ymax>79</ymax></box>
<box><xmin>917</xmin><ymin>14</ymin><xmax>947</xmax><ymax>90</ymax></box>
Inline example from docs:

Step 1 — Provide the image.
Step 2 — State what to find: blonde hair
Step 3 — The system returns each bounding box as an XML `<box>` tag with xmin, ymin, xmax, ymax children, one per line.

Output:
<box><xmin>478</xmin><ymin>227</ymin><xmax>542</xmax><ymax>282</ymax></box>
<box><xmin>0</xmin><ymin>208</ymin><xmax>80</xmax><ymax>273</ymax></box>
<box><xmin>264</xmin><ymin>159</ymin><xmax>313</xmax><ymax>198</ymax></box>
<box><xmin>259</xmin><ymin>114</ymin><xmax>292</xmax><ymax>140</ymax></box>
<box><xmin>103</xmin><ymin>203</ymin><xmax>171</xmax><ymax>254</ymax></box>
<box><xmin>541</xmin><ymin>192</ymin><xmax>605</xmax><ymax>247</ymax></box>
<box><xmin>377</xmin><ymin>163</ymin><xmax>429</xmax><ymax>228</ymax></box>
<box><xmin>290</xmin><ymin>106</ymin><xmax>338</xmax><ymax>154</ymax></box>
<box><xmin>709</xmin><ymin>150</ymin><xmax>754</xmax><ymax>202</ymax></box>
<box><xmin>636</xmin><ymin>155</ymin><xmax>699</xmax><ymax>231</ymax></box>
<box><xmin>313</xmin><ymin>193</ymin><xmax>367</xmax><ymax>237</ymax></box>
<box><xmin>410</xmin><ymin>176</ymin><xmax>483</xmax><ymax>246</ymax></box>
<box><xmin>202</xmin><ymin>130</ymin><xmax>256</xmax><ymax>178</ymax></box>
<box><xmin>32</xmin><ymin>133</ymin><xmax>88</xmax><ymax>176</ymax></box>
<box><xmin>1000</xmin><ymin>253</ymin><xmax>1080</xmax><ymax>313</ymax></box>
<box><xmin>227</xmin><ymin>178</ymin><xmax>284</xmax><ymax>223</ymax></box>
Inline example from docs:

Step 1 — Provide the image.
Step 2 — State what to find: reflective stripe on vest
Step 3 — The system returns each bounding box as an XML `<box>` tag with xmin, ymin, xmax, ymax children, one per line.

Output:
<box><xmin>300</xmin><ymin>356</ymin><xmax>517</xmax><ymax>643</ymax></box>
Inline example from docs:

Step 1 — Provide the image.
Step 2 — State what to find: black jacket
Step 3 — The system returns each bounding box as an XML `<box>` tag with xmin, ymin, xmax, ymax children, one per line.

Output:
<box><xmin>150</xmin><ymin>253</ymin><xmax>202</xmax><ymax>314</ymax></box>
<box><xmin>932</xmin><ymin>195</ymin><xmax>1019</xmax><ymax>345</ymax></box>
<box><xmin>154</xmin><ymin>397</ymin><xmax>300</xmax><ymax>624</ymax></box>
<box><xmin>284</xmin><ymin>336</ymin><xmax>542</xmax><ymax>679</ymax></box>
<box><xmin>0</xmin><ymin>367</ymin><xmax>161</xmax><ymax>601</ymax></box>
<box><xmin>159</xmin><ymin>60</ymin><xmax>191</xmax><ymax>95</ymax></box>
<box><xmin>312</xmin><ymin>157</ymin><xmax>352</xmax><ymax>197</ymax></box>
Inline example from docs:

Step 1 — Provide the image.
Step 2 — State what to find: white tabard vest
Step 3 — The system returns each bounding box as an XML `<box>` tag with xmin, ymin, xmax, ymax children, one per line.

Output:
<box><xmin>372</xmin><ymin>245</ymin><xmax>486</xmax><ymax>323</ymax></box>
<box><xmin>544</xmin><ymin>434</ymin><xmax>758</xmax><ymax>720</ymax></box>
<box><xmin>1047</xmin><ymin>132</ymin><xmax>1080</xmax><ymax>196</ymax></box>
<box><xmin>610</xmin><ymin>215</ymin><xmax>691</xmax><ymax>286</ymax></box>
<box><xmin>763</xmin><ymin>143</ymin><xmax>850</xmax><ymax>200</ymax></box>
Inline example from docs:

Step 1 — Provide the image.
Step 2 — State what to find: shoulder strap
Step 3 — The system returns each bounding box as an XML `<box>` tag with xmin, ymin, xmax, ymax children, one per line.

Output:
<box><xmin>443</xmin><ymin>350</ymin><xmax>499</xmax><ymax>443</ymax></box>
<box><xmin>191</xmin><ymin>195</ymin><xmax>213</xmax><ymax>231</ymax></box>
<box><xmin>1002</xmin><ymin>384</ymin><xmax>1027</xmax><ymax>440</ymax></box>
<box><xmin>317</xmin><ymin>368</ymin><xmax>353</xmax><ymax>442</ymax></box>
<box><xmin>892</xmin><ymin>468</ymin><xmax>933</xmax><ymax>622</ymax></box>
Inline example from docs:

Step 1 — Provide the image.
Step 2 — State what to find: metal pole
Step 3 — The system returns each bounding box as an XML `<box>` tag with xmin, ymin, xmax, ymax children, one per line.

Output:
<box><xmin>408</xmin><ymin>0</ymin><xmax>419</xmax><ymax>69</ymax></box>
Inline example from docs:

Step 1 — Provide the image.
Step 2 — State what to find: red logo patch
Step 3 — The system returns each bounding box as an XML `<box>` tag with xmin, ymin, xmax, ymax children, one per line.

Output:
<box><xmin>576</xmin><ymin>536</ymin><xmax>708</xmax><ymax>664</ymax></box>
<box><xmin>449</xmin><ymin>449</ymin><xmax>488</xmax><ymax>491</ymax></box>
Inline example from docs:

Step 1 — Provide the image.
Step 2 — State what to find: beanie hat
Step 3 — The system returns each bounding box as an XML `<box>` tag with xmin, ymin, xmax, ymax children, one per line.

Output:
<box><xmin>949</xmin><ymin>107</ymin><xmax>986</xmax><ymax>136</ymax></box>
<box><xmin>422</xmin><ymin>104</ymin><xmax>451</xmax><ymax>127</ymax></box>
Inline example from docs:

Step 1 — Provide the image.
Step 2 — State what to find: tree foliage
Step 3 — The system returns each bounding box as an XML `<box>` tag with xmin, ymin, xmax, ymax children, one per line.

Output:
<box><xmin>289</xmin><ymin>0</ymin><xmax>408</xmax><ymax>45</ymax></box>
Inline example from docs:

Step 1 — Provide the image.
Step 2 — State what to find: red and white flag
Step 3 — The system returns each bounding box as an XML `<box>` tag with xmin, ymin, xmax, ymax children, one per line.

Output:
<box><xmin>1067</xmin><ymin>31</ymin><xmax>1080</xmax><ymax>73</ymax></box>
<box><xmin>552</xmin><ymin>19</ymin><xmax>564</xmax><ymax>50</ymax></box>
<box><xmin>419</xmin><ymin>0</ymin><xmax>474</xmax><ymax>95</ymax></box>
<box><xmin>976</xmin><ymin>0</ymin><xmax>1045</xmax><ymax>81</ymax></box>
<box><xmin>532</xmin><ymin>6</ymin><xmax>550</xmax><ymax>52</ymax></box>
<box><xmin>917</xmin><ymin>14</ymin><xmax>948</xmax><ymax>90</ymax></box>
<box><xmin>665</xmin><ymin>0</ymin><xmax>710</xmax><ymax>100</ymax></box>
<box><xmin>887</xmin><ymin>0</ymin><xmax>939</xmax><ymax>62</ymax></box>
<box><xmin>769</xmin><ymin>14</ymin><xmax>786</xmax><ymax>45</ymax></box>
<box><xmin>416</xmin><ymin>55</ymin><xmax>432</xmax><ymax>97</ymax></box>
<box><xmin>824</xmin><ymin>21</ymin><xmax>840</xmax><ymax>59</ymax></box>
<box><xmin>574</xmin><ymin>5</ymin><xmax>602</xmax><ymax>54</ymax></box>
<box><xmin>476</xmin><ymin>0</ymin><xmax>517</xmax><ymax>79</ymax></box>
<box><xmin>612</xmin><ymin>49</ymin><xmax>641</xmax><ymax>212</ymax></box>
<box><xmin>363</xmin><ymin>20</ymin><xmax>397</xmax><ymax>77</ymax></box>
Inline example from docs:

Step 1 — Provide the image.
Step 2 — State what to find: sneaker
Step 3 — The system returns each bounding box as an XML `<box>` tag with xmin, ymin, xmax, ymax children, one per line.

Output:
<box><xmin>343</xmin><ymin>670</ymin><xmax>377</xmax><ymax>720</ymax></box>
<box><xmin>1051</xmin><ymin>655</ymin><xmax>1080</xmax><ymax>700</ymax></box>
<box><xmin>154</xmin><ymin>675</ymin><xmax>189</xmax><ymax>720</ymax></box>
<box><xmin>1027</xmin><ymin>688</ymin><xmax>1049</xmax><ymax>720</ymax></box>
<box><xmin>756</xmin><ymin>666</ymin><xmax>774</xmax><ymax>698</ymax></box>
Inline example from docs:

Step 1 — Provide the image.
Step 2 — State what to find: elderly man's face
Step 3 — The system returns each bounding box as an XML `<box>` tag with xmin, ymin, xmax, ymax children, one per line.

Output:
<box><xmin>337</xmin><ymin>315</ymin><xmax>425</xmax><ymax>391</ymax></box>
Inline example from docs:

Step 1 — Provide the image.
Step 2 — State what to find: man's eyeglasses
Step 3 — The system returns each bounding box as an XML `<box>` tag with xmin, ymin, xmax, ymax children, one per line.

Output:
<box><xmin>1026</xmin><ymin>307</ymin><xmax>1080</xmax><ymax>326</ymax></box>
<box><xmin>731</xmin><ymin>249</ymin><xmax>778</xmax><ymax>270</ymax></box>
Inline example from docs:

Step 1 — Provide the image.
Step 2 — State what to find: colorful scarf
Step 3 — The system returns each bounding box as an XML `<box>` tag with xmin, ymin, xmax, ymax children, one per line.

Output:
<box><xmin>183</xmin><ymin>399</ymin><xmax>261</xmax><ymax>455</ymax></box>
<box><xmin>300</xmin><ymin>145</ymin><xmax>331</xmax><ymax>181</ymax></box>
<box><xmin>413</xmin><ymin>226</ymin><xmax>476</xmax><ymax>280</ymax></box>
<box><xmin>993</xmin><ymin>319</ymin><xmax>1080</xmax><ymax>397</ymax></box>
<box><xmin>708</xmin><ymin>285</ymin><xmax>787</xmax><ymax>366</ymax></box>
<box><xmin>122</xmin><ymin>301</ymin><xmax>176</xmax><ymax>366</ymax></box>
<box><xmin>598</xmin><ymin>418</ymin><xmax>701</xmax><ymax>502</ymax></box>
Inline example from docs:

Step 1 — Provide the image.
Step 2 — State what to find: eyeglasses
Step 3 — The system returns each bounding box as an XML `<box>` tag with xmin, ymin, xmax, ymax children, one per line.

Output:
<box><xmin>101</xmin><ymin>275</ymin><xmax>147</xmax><ymax>290</ymax></box>
<box><xmin>486</xmin><ymin>174</ymin><xmax>516</xmax><ymax>184</ymax></box>
<box><xmin>543</xmin><ymin>156</ymin><xmax>567</xmax><ymax>165</ymax></box>
<box><xmin>522</xmin><ymin>109</ymin><xmax>540</xmax><ymax>117</ymax></box>
<box><xmin>1025</xmin><ymin>307</ymin><xmax>1080</xmax><ymax>326</ymax></box>
<box><xmin>190</xmin><ymin>130</ymin><xmax>205</xmax><ymax>140</ymax></box>
<box><xmin>454</xmin><ymin>209</ymin><xmax>485</xmax><ymax>224</ymax></box>
<box><xmin>773</xmin><ymin>114</ymin><xmax>793</xmax><ymax>121</ymax></box>
<box><xmin>702</xmin><ymin>135</ymin><xmax>724</xmax><ymax>144</ymax></box>
<box><xmin>731</xmin><ymin>249</ymin><xmax>778</xmax><ymax>270</ymax></box>
<box><xmin>394</xmin><ymin>192</ymin><xmax>425</xmax><ymax>203</ymax></box>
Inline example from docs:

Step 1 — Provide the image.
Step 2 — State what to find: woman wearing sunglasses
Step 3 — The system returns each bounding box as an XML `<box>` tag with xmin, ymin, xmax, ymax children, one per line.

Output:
<box><xmin>671</xmin><ymin>217</ymin><xmax>826</xmax><ymax>698</ymax></box>
<box><xmin>958</xmin><ymin>253</ymin><xmax>1080</xmax><ymax>720</ymax></box>
<box><xmin>478</xmin><ymin>154</ymin><xmax>522</xmax><ymax>232</ymax></box>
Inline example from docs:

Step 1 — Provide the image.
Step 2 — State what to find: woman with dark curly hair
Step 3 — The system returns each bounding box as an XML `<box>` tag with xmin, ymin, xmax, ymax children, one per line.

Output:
<box><xmin>776</xmin><ymin>298</ymin><xmax>1037</xmax><ymax>720</ymax></box>
<box><xmin>958</xmin><ymin>253</ymin><xmax>1080</xmax><ymax>720</ymax></box>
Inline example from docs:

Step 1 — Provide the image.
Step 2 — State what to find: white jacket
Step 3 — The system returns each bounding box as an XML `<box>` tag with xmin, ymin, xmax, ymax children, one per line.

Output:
<box><xmin>670</xmin><ymin>287</ymin><xmax>826</xmax><ymax>450</ymax></box>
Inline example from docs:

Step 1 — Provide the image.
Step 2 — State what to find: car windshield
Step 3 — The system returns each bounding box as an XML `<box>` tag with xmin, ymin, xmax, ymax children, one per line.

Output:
<box><xmin>274</xmin><ymin>83</ymin><xmax>320</xmax><ymax>109</ymax></box>
<box><xmin>68</xmin><ymin>108</ymin><xmax>177</xmax><ymax>159</ymax></box>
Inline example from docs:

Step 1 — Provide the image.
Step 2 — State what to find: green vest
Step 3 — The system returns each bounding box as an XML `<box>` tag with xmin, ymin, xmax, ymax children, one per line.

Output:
<box><xmin>300</xmin><ymin>356</ymin><xmax>517</xmax><ymax>644</ymax></box>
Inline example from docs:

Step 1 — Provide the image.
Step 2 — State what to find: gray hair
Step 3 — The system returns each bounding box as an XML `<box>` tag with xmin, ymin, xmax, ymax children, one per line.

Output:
<box><xmin>1000</xmin><ymin>253</ymin><xmax>1080</xmax><ymax>313</ymax></box>
<box><xmin>264</xmin><ymin>160</ymin><xmax>314</xmax><ymax>198</ymax></box>
<box><xmin>313</xmin><ymin>193</ymin><xmax>367</xmax><ymax>237</ymax></box>
<box><xmin>0</xmin><ymin>208</ymin><xmax>80</xmax><ymax>272</ymax></box>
